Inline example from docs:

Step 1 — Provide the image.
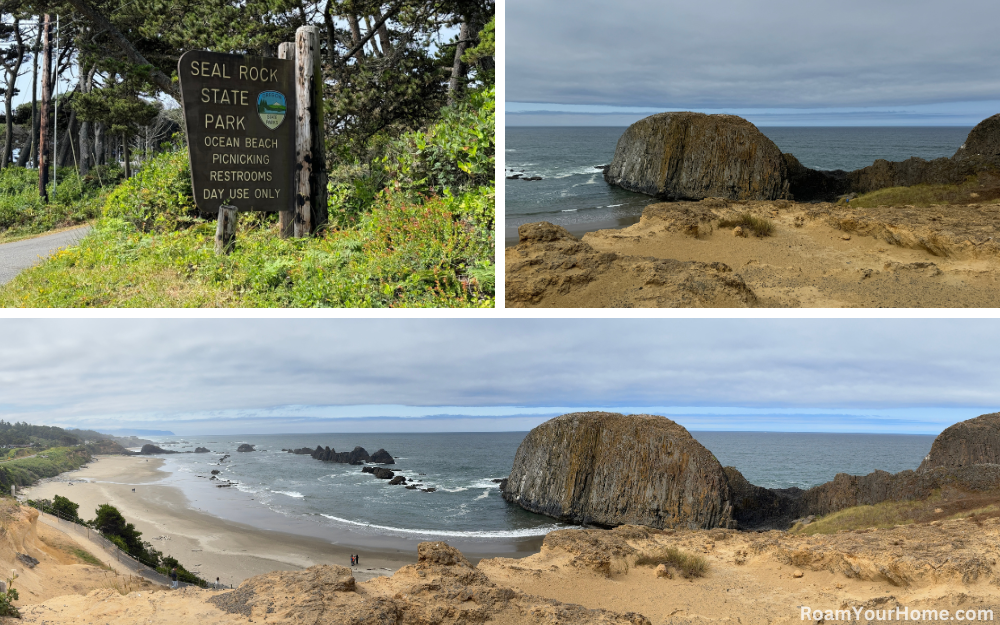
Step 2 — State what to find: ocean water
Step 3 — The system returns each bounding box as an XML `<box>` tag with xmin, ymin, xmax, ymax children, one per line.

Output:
<box><xmin>505</xmin><ymin>126</ymin><xmax>973</xmax><ymax>241</ymax></box>
<box><xmin>137</xmin><ymin>431</ymin><xmax>936</xmax><ymax>541</ymax></box>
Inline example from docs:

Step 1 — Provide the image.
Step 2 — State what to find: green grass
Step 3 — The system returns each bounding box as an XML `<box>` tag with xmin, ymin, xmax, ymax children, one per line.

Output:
<box><xmin>0</xmin><ymin>188</ymin><xmax>494</xmax><ymax>307</ymax></box>
<box><xmin>850</xmin><ymin>174</ymin><xmax>1000</xmax><ymax>208</ymax></box>
<box><xmin>789</xmin><ymin>498</ymin><xmax>938</xmax><ymax>535</ymax></box>
<box><xmin>717</xmin><ymin>212</ymin><xmax>775</xmax><ymax>237</ymax></box>
<box><xmin>71</xmin><ymin>547</ymin><xmax>111</xmax><ymax>569</ymax></box>
<box><xmin>634</xmin><ymin>546</ymin><xmax>709</xmax><ymax>578</ymax></box>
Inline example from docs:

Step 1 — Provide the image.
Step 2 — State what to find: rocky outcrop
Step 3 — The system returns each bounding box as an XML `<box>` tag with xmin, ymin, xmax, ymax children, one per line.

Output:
<box><xmin>193</xmin><ymin>447</ymin><xmax>210</xmax><ymax>453</ymax></box>
<box><xmin>955</xmin><ymin>113</ymin><xmax>1000</xmax><ymax>159</ymax></box>
<box><xmin>604</xmin><ymin>112</ymin><xmax>789</xmax><ymax>201</ymax></box>
<box><xmin>370</xmin><ymin>449</ymin><xmax>394</xmax><ymax>464</ymax></box>
<box><xmin>505</xmin><ymin>222</ymin><xmax>758</xmax><ymax>308</ymax></box>
<box><xmin>310</xmin><ymin>445</ymin><xmax>370</xmax><ymax>465</ymax></box>
<box><xmin>388</xmin><ymin>475</ymin><xmax>406</xmax><ymax>485</ymax></box>
<box><xmin>502</xmin><ymin>412</ymin><xmax>734</xmax><ymax>529</ymax></box>
<box><xmin>371</xmin><ymin>468</ymin><xmax>394</xmax><ymax>480</ymax></box>
<box><xmin>605</xmin><ymin>112</ymin><xmax>1000</xmax><ymax>203</ymax></box>
<box><xmin>138</xmin><ymin>444</ymin><xmax>177</xmax><ymax>455</ymax></box>
<box><xmin>918</xmin><ymin>412</ymin><xmax>1000</xmax><ymax>471</ymax></box>
<box><xmin>287</xmin><ymin>447</ymin><xmax>313</xmax><ymax>455</ymax></box>
<box><xmin>236</xmin><ymin>444</ymin><xmax>255</xmax><ymax>452</ymax></box>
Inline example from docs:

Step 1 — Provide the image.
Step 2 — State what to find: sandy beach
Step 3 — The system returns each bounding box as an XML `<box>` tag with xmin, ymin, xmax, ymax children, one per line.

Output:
<box><xmin>21</xmin><ymin>455</ymin><xmax>418</xmax><ymax>585</ymax></box>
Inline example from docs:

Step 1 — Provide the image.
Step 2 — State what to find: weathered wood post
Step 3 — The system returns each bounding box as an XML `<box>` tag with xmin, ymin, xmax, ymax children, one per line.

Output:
<box><xmin>38</xmin><ymin>14</ymin><xmax>52</xmax><ymax>202</ymax></box>
<box><xmin>278</xmin><ymin>42</ymin><xmax>296</xmax><ymax>239</ymax></box>
<box><xmin>215</xmin><ymin>204</ymin><xmax>238</xmax><ymax>254</ymax></box>
<box><xmin>294</xmin><ymin>25</ymin><xmax>328</xmax><ymax>237</ymax></box>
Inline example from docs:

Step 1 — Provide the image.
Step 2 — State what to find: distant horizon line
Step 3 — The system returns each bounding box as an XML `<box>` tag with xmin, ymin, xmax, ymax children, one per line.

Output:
<box><xmin>145</xmin><ymin>429</ymin><xmax>940</xmax><ymax>437</ymax></box>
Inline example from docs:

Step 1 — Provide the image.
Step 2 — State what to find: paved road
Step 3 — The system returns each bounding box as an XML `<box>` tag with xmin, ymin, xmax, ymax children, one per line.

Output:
<box><xmin>0</xmin><ymin>226</ymin><xmax>91</xmax><ymax>285</ymax></box>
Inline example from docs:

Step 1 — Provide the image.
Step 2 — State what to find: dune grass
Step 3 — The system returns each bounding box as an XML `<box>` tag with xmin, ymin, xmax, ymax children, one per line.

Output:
<box><xmin>634</xmin><ymin>546</ymin><xmax>709</xmax><ymax>578</ymax></box>
<box><xmin>717</xmin><ymin>212</ymin><xmax>775</xmax><ymax>237</ymax></box>
<box><xmin>790</xmin><ymin>499</ymin><xmax>930</xmax><ymax>535</ymax></box>
<box><xmin>71</xmin><ymin>547</ymin><xmax>111</xmax><ymax>569</ymax></box>
<box><xmin>850</xmin><ymin>174</ymin><xmax>1000</xmax><ymax>208</ymax></box>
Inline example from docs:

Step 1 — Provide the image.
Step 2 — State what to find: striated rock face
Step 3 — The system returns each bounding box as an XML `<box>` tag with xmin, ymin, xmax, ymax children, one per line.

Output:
<box><xmin>370</xmin><ymin>448</ymin><xmax>394</xmax><ymax>464</ymax></box>
<box><xmin>505</xmin><ymin>222</ymin><xmax>758</xmax><ymax>308</ymax></box>
<box><xmin>955</xmin><ymin>113</ymin><xmax>1000</xmax><ymax>159</ymax></box>
<box><xmin>918</xmin><ymin>412</ymin><xmax>1000</xmax><ymax>471</ymax></box>
<box><xmin>502</xmin><ymin>412</ymin><xmax>734</xmax><ymax>529</ymax></box>
<box><xmin>604</xmin><ymin>112</ymin><xmax>789</xmax><ymax>201</ymax></box>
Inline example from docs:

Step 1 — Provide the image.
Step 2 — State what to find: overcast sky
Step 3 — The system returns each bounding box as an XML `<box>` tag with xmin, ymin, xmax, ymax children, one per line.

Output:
<box><xmin>506</xmin><ymin>0</ymin><xmax>1000</xmax><ymax>126</ymax></box>
<box><xmin>0</xmin><ymin>319</ymin><xmax>998</xmax><ymax>435</ymax></box>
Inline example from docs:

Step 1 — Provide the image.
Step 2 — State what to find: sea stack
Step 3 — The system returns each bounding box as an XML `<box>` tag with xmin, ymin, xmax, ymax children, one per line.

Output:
<box><xmin>918</xmin><ymin>412</ymin><xmax>1000</xmax><ymax>471</ymax></box>
<box><xmin>604</xmin><ymin>112</ymin><xmax>789</xmax><ymax>201</ymax></box>
<box><xmin>501</xmin><ymin>412</ymin><xmax>734</xmax><ymax>529</ymax></box>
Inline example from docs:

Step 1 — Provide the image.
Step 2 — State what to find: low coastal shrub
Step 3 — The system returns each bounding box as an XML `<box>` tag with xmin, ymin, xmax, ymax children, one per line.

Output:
<box><xmin>791</xmin><ymin>498</ymin><xmax>932</xmax><ymax>534</ymax></box>
<box><xmin>102</xmin><ymin>148</ymin><xmax>197</xmax><ymax>232</ymax></box>
<box><xmin>717</xmin><ymin>212</ymin><xmax>775</xmax><ymax>237</ymax></box>
<box><xmin>158</xmin><ymin>555</ymin><xmax>209</xmax><ymax>587</ymax></box>
<box><xmin>0</xmin><ymin>166</ymin><xmax>106</xmax><ymax>242</ymax></box>
<box><xmin>0</xmin><ymin>447</ymin><xmax>91</xmax><ymax>489</ymax></box>
<box><xmin>634</xmin><ymin>546</ymin><xmax>709</xmax><ymax>578</ymax></box>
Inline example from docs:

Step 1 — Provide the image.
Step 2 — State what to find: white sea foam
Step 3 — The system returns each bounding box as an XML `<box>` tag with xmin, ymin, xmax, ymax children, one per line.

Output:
<box><xmin>475</xmin><ymin>490</ymin><xmax>489</xmax><ymax>500</ymax></box>
<box><xmin>319</xmin><ymin>514</ymin><xmax>563</xmax><ymax>539</ymax></box>
<box><xmin>272</xmin><ymin>490</ymin><xmax>304</xmax><ymax>498</ymax></box>
<box><xmin>561</xmin><ymin>209</ymin><xmax>577</xmax><ymax>212</ymax></box>
<box><xmin>607</xmin><ymin>204</ymin><xmax>623</xmax><ymax>208</ymax></box>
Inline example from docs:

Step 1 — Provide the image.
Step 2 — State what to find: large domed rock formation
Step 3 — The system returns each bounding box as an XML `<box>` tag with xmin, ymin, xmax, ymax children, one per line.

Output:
<box><xmin>954</xmin><ymin>114</ymin><xmax>1000</xmax><ymax>160</ymax></box>
<box><xmin>604</xmin><ymin>112</ymin><xmax>789</xmax><ymax>202</ymax></box>
<box><xmin>917</xmin><ymin>412</ymin><xmax>1000</xmax><ymax>472</ymax></box>
<box><xmin>501</xmin><ymin>412</ymin><xmax>734</xmax><ymax>529</ymax></box>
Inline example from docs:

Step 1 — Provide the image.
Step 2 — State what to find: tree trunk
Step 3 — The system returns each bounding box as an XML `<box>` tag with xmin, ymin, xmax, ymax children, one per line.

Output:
<box><xmin>374</xmin><ymin>8</ymin><xmax>391</xmax><ymax>54</ymax></box>
<box><xmin>14</xmin><ymin>133</ymin><xmax>30</xmax><ymax>167</ymax></box>
<box><xmin>122</xmin><ymin>133</ymin><xmax>130</xmax><ymax>178</ymax></box>
<box><xmin>78</xmin><ymin>67</ymin><xmax>95</xmax><ymax>175</ymax></box>
<box><xmin>448</xmin><ymin>22</ymin><xmax>470</xmax><ymax>105</ymax></box>
<box><xmin>38</xmin><ymin>14</ymin><xmax>51</xmax><ymax>202</ymax></box>
<box><xmin>94</xmin><ymin>122</ymin><xmax>104</xmax><ymax>166</ymax></box>
<box><xmin>28</xmin><ymin>24</ymin><xmax>39</xmax><ymax>167</ymax></box>
<box><xmin>2</xmin><ymin>18</ymin><xmax>24</xmax><ymax>168</ymax></box>
<box><xmin>57</xmin><ymin>109</ymin><xmax>77</xmax><ymax>167</ymax></box>
<box><xmin>346</xmin><ymin>5</ymin><xmax>364</xmax><ymax>62</ymax></box>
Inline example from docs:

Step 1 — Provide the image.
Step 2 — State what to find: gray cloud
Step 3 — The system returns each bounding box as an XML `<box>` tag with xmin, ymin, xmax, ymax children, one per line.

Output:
<box><xmin>0</xmin><ymin>320</ymin><xmax>999</xmax><ymax>433</ymax></box>
<box><xmin>507</xmin><ymin>0</ymin><xmax>1000</xmax><ymax>109</ymax></box>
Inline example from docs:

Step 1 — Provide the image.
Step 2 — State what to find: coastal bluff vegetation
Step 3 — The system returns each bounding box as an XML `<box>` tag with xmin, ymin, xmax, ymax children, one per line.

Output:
<box><xmin>507</xmin><ymin>113</ymin><xmax>1000</xmax><ymax>308</ymax></box>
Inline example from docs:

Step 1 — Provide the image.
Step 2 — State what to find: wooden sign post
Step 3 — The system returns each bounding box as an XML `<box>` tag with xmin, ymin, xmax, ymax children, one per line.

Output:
<box><xmin>294</xmin><ymin>25</ymin><xmax>327</xmax><ymax>237</ymax></box>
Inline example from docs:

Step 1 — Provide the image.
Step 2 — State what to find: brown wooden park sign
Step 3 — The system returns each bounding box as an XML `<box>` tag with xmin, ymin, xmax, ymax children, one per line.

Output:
<box><xmin>178</xmin><ymin>26</ymin><xmax>327</xmax><ymax>253</ymax></box>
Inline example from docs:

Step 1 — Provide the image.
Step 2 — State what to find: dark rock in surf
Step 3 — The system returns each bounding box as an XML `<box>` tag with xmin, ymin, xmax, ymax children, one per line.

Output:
<box><xmin>370</xmin><ymin>449</ymin><xmax>394</xmax><ymax>464</ymax></box>
<box><xmin>288</xmin><ymin>447</ymin><xmax>313</xmax><ymax>455</ymax></box>
<box><xmin>310</xmin><ymin>445</ymin><xmax>371</xmax><ymax>465</ymax></box>
<box><xmin>405</xmin><ymin>484</ymin><xmax>418</xmax><ymax>490</ymax></box>
<box><xmin>139</xmin><ymin>444</ymin><xmax>177</xmax><ymax>455</ymax></box>
<box><xmin>237</xmin><ymin>444</ymin><xmax>255</xmax><ymax>452</ymax></box>
<box><xmin>388</xmin><ymin>476</ymin><xmax>406</xmax><ymax>485</ymax></box>
<box><xmin>372</xmin><ymin>468</ymin><xmax>395</xmax><ymax>480</ymax></box>
<box><xmin>210</xmin><ymin>470</ymin><xmax>220</xmax><ymax>475</ymax></box>
<box><xmin>361</xmin><ymin>466</ymin><xmax>375</xmax><ymax>474</ymax></box>
<box><xmin>194</xmin><ymin>447</ymin><xmax>210</xmax><ymax>453</ymax></box>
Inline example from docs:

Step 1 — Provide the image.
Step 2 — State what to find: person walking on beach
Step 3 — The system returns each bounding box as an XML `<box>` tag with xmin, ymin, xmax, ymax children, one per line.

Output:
<box><xmin>356</xmin><ymin>554</ymin><xmax>360</xmax><ymax>566</ymax></box>
<box><xmin>170</xmin><ymin>567</ymin><xmax>178</xmax><ymax>588</ymax></box>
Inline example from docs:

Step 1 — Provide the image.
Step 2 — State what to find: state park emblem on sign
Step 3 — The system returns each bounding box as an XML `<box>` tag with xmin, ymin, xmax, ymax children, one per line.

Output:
<box><xmin>257</xmin><ymin>91</ymin><xmax>287</xmax><ymax>130</ymax></box>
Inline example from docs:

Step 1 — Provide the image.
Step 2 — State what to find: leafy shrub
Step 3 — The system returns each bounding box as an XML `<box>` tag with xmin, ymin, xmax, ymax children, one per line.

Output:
<box><xmin>103</xmin><ymin>149</ymin><xmax>197</xmax><ymax>232</ymax></box>
<box><xmin>384</xmin><ymin>86</ymin><xmax>495</xmax><ymax>197</ymax></box>
<box><xmin>0</xmin><ymin>167</ymin><xmax>104</xmax><ymax>239</ymax></box>
<box><xmin>634</xmin><ymin>546</ymin><xmax>709</xmax><ymax>578</ymax></box>
<box><xmin>158</xmin><ymin>555</ymin><xmax>209</xmax><ymax>587</ymax></box>
<box><xmin>0</xmin><ymin>574</ymin><xmax>19</xmax><ymax>617</ymax></box>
